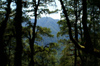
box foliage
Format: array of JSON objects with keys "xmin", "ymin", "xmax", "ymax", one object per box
[
  {"xmin": 1, "ymin": 0, "xmax": 100, "ymax": 66},
  {"xmin": 56, "ymin": 0, "xmax": 100, "ymax": 66}
]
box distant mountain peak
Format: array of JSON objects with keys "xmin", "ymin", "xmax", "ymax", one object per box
[
  {"xmin": 38, "ymin": 17, "xmax": 55, "ymax": 20},
  {"xmin": 31, "ymin": 17, "xmax": 59, "ymax": 21}
]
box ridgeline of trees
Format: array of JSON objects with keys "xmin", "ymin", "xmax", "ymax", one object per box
[{"xmin": 0, "ymin": 0, "xmax": 100, "ymax": 66}]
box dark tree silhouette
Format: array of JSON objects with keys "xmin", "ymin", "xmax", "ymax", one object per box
[
  {"xmin": 59, "ymin": 0, "xmax": 100, "ymax": 58},
  {"xmin": 14, "ymin": 0, "xmax": 23, "ymax": 66},
  {"xmin": 0, "ymin": 0, "xmax": 12, "ymax": 66},
  {"xmin": 28, "ymin": 0, "xmax": 40, "ymax": 66}
]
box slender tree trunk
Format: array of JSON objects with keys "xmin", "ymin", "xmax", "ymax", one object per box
[
  {"xmin": 14, "ymin": 0, "xmax": 23, "ymax": 66},
  {"xmin": 74, "ymin": 46, "xmax": 77, "ymax": 66},
  {"xmin": 0, "ymin": 0, "xmax": 11, "ymax": 66},
  {"xmin": 82, "ymin": 0, "xmax": 93, "ymax": 52},
  {"xmin": 59, "ymin": 0, "xmax": 82, "ymax": 49},
  {"xmin": 29, "ymin": 0, "xmax": 40, "ymax": 66},
  {"xmin": 29, "ymin": 8, "xmax": 38, "ymax": 66}
]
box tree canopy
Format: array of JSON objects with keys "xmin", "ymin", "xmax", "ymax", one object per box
[{"xmin": 0, "ymin": 0, "xmax": 100, "ymax": 66}]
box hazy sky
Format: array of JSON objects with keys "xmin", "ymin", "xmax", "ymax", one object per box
[
  {"xmin": 41, "ymin": 0, "xmax": 61, "ymax": 19},
  {"xmin": 10, "ymin": 0, "xmax": 61, "ymax": 19},
  {"xmin": 27, "ymin": 0, "xmax": 61, "ymax": 19}
]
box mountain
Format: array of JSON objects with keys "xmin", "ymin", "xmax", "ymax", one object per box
[
  {"xmin": 35, "ymin": 17, "xmax": 63, "ymax": 60},
  {"xmin": 22, "ymin": 17, "xmax": 60, "ymax": 45},
  {"xmin": 30, "ymin": 17, "xmax": 60, "ymax": 45},
  {"xmin": 23, "ymin": 17, "xmax": 65, "ymax": 60},
  {"xmin": 22, "ymin": 17, "xmax": 66, "ymax": 46},
  {"xmin": 31, "ymin": 17, "xmax": 60, "ymax": 35}
]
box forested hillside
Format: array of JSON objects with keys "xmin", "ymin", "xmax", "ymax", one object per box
[
  {"xmin": 22, "ymin": 17, "xmax": 61, "ymax": 45},
  {"xmin": 31, "ymin": 17, "xmax": 60, "ymax": 44},
  {"xmin": 1, "ymin": 0, "xmax": 100, "ymax": 66}
]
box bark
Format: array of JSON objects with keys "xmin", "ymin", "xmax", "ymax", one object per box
[
  {"xmin": 0, "ymin": 0, "xmax": 11, "ymax": 66},
  {"xmin": 14, "ymin": 0, "xmax": 23, "ymax": 66}
]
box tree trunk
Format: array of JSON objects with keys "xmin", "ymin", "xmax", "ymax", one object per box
[
  {"xmin": 82, "ymin": 0, "xmax": 93, "ymax": 52},
  {"xmin": 0, "ymin": 0, "xmax": 11, "ymax": 66},
  {"xmin": 14, "ymin": 0, "xmax": 23, "ymax": 66},
  {"xmin": 29, "ymin": 0, "xmax": 40, "ymax": 66}
]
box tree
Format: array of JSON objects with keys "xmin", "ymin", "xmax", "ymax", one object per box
[
  {"xmin": 0, "ymin": 0, "xmax": 12, "ymax": 66},
  {"xmin": 29, "ymin": 0, "xmax": 40, "ymax": 66},
  {"xmin": 14, "ymin": 0, "xmax": 23, "ymax": 66},
  {"xmin": 59, "ymin": 0, "xmax": 100, "ymax": 58},
  {"xmin": 24, "ymin": 0, "xmax": 58, "ymax": 66},
  {"xmin": 58, "ymin": 0, "xmax": 100, "ymax": 65},
  {"xmin": 21, "ymin": 24, "xmax": 58, "ymax": 66},
  {"xmin": 34, "ymin": 43, "xmax": 58, "ymax": 66},
  {"xmin": 57, "ymin": 20, "xmax": 80, "ymax": 66}
]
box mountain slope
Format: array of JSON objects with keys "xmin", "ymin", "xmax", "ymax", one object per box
[
  {"xmin": 23, "ymin": 17, "xmax": 64, "ymax": 61},
  {"xmin": 30, "ymin": 17, "xmax": 60, "ymax": 45},
  {"xmin": 31, "ymin": 17, "xmax": 60, "ymax": 35}
]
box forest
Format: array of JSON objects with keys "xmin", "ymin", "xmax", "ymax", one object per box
[{"xmin": 0, "ymin": 0, "xmax": 100, "ymax": 66}]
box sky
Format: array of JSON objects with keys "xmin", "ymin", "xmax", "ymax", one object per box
[
  {"xmin": 41, "ymin": 0, "xmax": 61, "ymax": 19},
  {"xmin": 27, "ymin": 0, "xmax": 61, "ymax": 19},
  {"xmin": 10, "ymin": 0, "xmax": 61, "ymax": 19}
]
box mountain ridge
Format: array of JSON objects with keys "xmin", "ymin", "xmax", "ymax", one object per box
[
  {"xmin": 30, "ymin": 17, "xmax": 60, "ymax": 35},
  {"xmin": 22, "ymin": 17, "xmax": 60, "ymax": 45}
]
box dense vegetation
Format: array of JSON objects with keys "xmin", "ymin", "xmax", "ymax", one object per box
[{"xmin": 0, "ymin": 0, "xmax": 100, "ymax": 66}]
